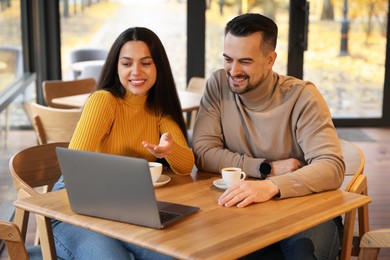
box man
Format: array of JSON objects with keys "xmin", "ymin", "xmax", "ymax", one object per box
[{"xmin": 192, "ymin": 13, "xmax": 345, "ymax": 259}]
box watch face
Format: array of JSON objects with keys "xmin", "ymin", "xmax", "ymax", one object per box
[{"xmin": 260, "ymin": 162, "xmax": 272, "ymax": 175}]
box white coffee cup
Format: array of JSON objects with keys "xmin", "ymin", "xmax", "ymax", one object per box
[
  {"xmin": 221, "ymin": 167, "xmax": 246, "ymax": 187},
  {"xmin": 148, "ymin": 162, "xmax": 163, "ymax": 183}
]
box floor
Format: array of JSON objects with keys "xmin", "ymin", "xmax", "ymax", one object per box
[{"xmin": 1, "ymin": 127, "xmax": 390, "ymax": 259}]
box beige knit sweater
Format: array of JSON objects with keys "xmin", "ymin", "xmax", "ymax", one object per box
[{"xmin": 193, "ymin": 69, "xmax": 345, "ymax": 198}]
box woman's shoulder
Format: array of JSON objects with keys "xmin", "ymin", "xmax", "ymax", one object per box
[
  {"xmin": 85, "ymin": 90, "xmax": 121, "ymax": 110},
  {"xmin": 90, "ymin": 90, "xmax": 116, "ymax": 99}
]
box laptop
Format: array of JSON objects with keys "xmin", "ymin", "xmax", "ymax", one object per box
[{"xmin": 55, "ymin": 147, "xmax": 199, "ymax": 229}]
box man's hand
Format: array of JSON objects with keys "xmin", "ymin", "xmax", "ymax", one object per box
[
  {"xmin": 142, "ymin": 132, "xmax": 173, "ymax": 158},
  {"xmin": 270, "ymin": 158, "xmax": 305, "ymax": 176},
  {"xmin": 218, "ymin": 180, "xmax": 279, "ymax": 208}
]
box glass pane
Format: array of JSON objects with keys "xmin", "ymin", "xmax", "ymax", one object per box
[
  {"xmin": 205, "ymin": 1, "xmax": 290, "ymax": 80},
  {"xmin": 0, "ymin": 0, "xmax": 23, "ymax": 93},
  {"xmin": 60, "ymin": 1, "xmax": 187, "ymax": 89},
  {"xmin": 0, "ymin": 0, "xmax": 29, "ymax": 222},
  {"xmin": 304, "ymin": 0, "xmax": 388, "ymax": 118}
]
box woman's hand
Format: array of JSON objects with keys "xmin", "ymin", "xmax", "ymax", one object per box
[{"xmin": 142, "ymin": 132, "xmax": 173, "ymax": 158}]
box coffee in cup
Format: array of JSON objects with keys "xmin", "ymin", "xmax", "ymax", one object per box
[
  {"xmin": 221, "ymin": 167, "xmax": 246, "ymax": 187},
  {"xmin": 148, "ymin": 162, "xmax": 163, "ymax": 183}
]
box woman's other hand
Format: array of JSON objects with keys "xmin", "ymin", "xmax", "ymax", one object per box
[{"xmin": 142, "ymin": 132, "xmax": 173, "ymax": 158}]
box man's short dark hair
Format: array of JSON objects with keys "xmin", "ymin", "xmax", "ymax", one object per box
[{"xmin": 225, "ymin": 13, "xmax": 278, "ymax": 52}]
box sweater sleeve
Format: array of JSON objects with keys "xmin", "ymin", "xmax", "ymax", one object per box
[
  {"xmin": 69, "ymin": 91, "xmax": 116, "ymax": 151},
  {"xmin": 159, "ymin": 115, "xmax": 194, "ymax": 175},
  {"xmin": 192, "ymin": 72, "xmax": 254, "ymax": 174},
  {"xmin": 269, "ymin": 84, "xmax": 345, "ymax": 198}
]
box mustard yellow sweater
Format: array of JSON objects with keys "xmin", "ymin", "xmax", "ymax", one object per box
[{"xmin": 69, "ymin": 90, "xmax": 194, "ymax": 175}]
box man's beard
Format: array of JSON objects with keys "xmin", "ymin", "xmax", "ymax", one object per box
[{"xmin": 227, "ymin": 72, "xmax": 258, "ymax": 94}]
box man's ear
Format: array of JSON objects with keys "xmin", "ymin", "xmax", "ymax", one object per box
[{"xmin": 267, "ymin": 51, "xmax": 277, "ymax": 67}]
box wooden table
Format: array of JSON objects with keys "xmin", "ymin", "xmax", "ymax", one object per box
[
  {"xmin": 51, "ymin": 90, "xmax": 203, "ymax": 113},
  {"xmin": 14, "ymin": 171, "xmax": 371, "ymax": 260}
]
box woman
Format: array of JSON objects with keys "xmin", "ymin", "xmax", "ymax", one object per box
[{"xmin": 52, "ymin": 27, "xmax": 194, "ymax": 259}]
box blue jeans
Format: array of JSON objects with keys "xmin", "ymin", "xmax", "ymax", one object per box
[
  {"xmin": 51, "ymin": 176, "xmax": 174, "ymax": 260},
  {"xmin": 243, "ymin": 216, "xmax": 343, "ymax": 260}
]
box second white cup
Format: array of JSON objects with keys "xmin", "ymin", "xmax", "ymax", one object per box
[
  {"xmin": 221, "ymin": 167, "xmax": 246, "ymax": 187},
  {"xmin": 148, "ymin": 162, "xmax": 162, "ymax": 183}
]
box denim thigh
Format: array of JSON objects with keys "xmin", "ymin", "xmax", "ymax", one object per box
[
  {"xmin": 52, "ymin": 220, "xmax": 135, "ymax": 260},
  {"xmin": 279, "ymin": 217, "xmax": 342, "ymax": 260},
  {"xmin": 243, "ymin": 217, "xmax": 342, "ymax": 260},
  {"xmin": 122, "ymin": 242, "xmax": 175, "ymax": 260}
]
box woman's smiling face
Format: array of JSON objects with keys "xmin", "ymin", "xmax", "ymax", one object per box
[{"xmin": 117, "ymin": 40, "xmax": 157, "ymax": 96}]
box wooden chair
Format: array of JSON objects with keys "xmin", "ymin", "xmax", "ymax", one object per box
[
  {"xmin": 9, "ymin": 142, "xmax": 69, "ymax": 258},
  {"xmin": 42, "ymin": 78, "xmax": 96, "ymax": 109},
  {"xmin": 0, "ymin": 220, "xmax": 42, "ymax": 260},
  {"xmin": 186, "ymin": 77, "xmax": 206, "ymax": 93},
  {"xmin": 29, "ymin": 103, "xmax": 81, "ymax": 145},
  {"xmin": 185, "ymin": 77, "xmax": 206, "ymax": 129},
  {"xmin": 339, "ymin": 139, "xmax": 370, "ymax": 260},
  {"xmin": 358, "ymin": 228, "xmax": 390, "ymax": 259}
]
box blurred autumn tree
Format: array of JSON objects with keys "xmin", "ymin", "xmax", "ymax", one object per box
[
  {"xmin": 349, "ymin": 0, "xmax": 388, "ymax": 42},
  {"xmin": 62, "ymin": 0, "xmax": 101, "ymax": 17},
  {"xmin": 321, "ymin": 0, "xmax": 335, "ymax": 20},
  {"xmin": 323, "ymin": 0, "xmax": 388, "ymax": 43}
]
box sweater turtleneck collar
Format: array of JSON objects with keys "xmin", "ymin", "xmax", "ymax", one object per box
[
  {"xmin": 123, "ymin": 91, "xmax": 148, "ymax": 106},
  {"xmin": 236, "ymin": 70, "xmax": 278, "ymax": 109}
]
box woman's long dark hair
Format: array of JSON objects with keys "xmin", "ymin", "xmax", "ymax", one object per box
[{"xmin": 97, "ymin": 27, "xmax": 188, "ymax": 140}]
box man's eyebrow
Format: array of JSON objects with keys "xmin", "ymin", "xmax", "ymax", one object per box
[{"xmin": 223, "ymin": 54, "xmax": 253, "ymax": 62}]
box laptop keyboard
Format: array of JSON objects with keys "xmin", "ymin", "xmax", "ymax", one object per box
[{"xmin": 159, "ymin": 211, "xmax": 181, "ymax": 223}]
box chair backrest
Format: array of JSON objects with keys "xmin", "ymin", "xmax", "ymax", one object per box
[
  {"xmin": 79, "ymin": 63, "xmax": 103, "ymax": 83},
  {"xmin": 186, "ymin": 77, "xmax": 206, "ymax": 93},
  {"xmin": 42, "ymin": 78, "xmax": 96, "ymax": 109},
  {"xmin": 9, "ymin": 142, "xmax": 68, "ymax": 255},
  {"xmin": 69, "ymin": 48, "xmax": 108, "ymax": 64},
  {"xmin": 358, "ymin": 228, "xmax": 390, "ymax": 260},
  {"xmin": 0, "ymin": 220, "xmax": 32, "ymax": 260},
  {"xmin": 9, "ymin": 142, "xmax": 69, "ymax": 194},
  {"xmin": 30, "ymin": 103, "xmax": 81, "ymax": 145},
  {"xmin": 339, "ymin": 139, "xmax": 370, "ymax": 259},
  {"xmin": 340, "ymin": 139, "xmax": 365, "ymax": 191},
  {"xmin": 184, "ymin": 77, "xmax": 206, "ymax": 130}
]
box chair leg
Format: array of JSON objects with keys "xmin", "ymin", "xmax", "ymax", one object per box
[
  {"xmin": 358, "ymin": 248, "xmax": 380, "ymax": 260},
  {"xmin": 13, "ymin": 207, "xmax": 29, "ymax": 242},
  {"xmin": 340, "ymin": 209, "xmax": 357, "ymax": 260},
  {"xmin": 36, "ymin": 214, "xmax": 57, "ymax": 260}
]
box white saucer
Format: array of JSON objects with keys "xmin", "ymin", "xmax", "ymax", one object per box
[
  {"xmin": 153, "ymin": 175, "xmax": 171, "ymax": 188},
  {"xmin": 213, "ymin": 179, "xmax": 228, "ymax": 190}
]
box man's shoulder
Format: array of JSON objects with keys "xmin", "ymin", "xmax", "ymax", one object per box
[
  {"xmin": 277, "ymin": 73, "xmax": 317, "ymax": 92},
  {"xmin": 209, "ymin": 69, "xmax": 228, "ymax": 83},
  {"xmin": 206, "ymin": 69, "xmax": 230, "ymax": 94}
]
